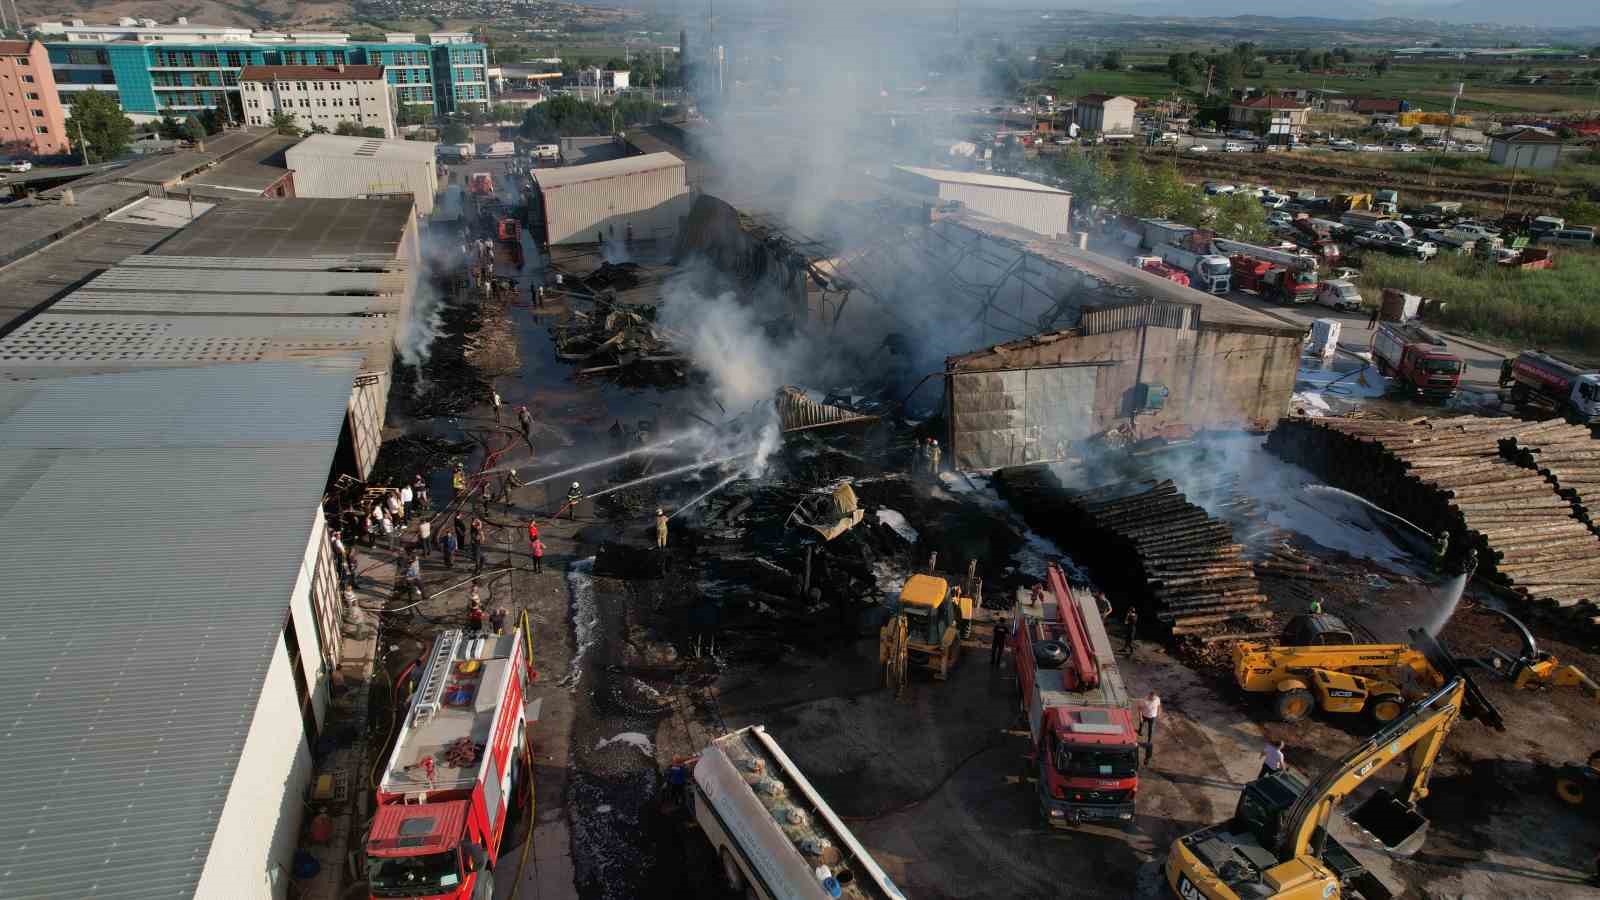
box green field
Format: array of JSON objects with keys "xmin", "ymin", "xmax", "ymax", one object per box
[{"xmin": 1359, "ymin": 247, "xmax": 1600, "ymax": 355}]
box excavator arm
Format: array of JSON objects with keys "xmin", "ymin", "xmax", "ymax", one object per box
[{"xmin": 1280, "ymin": 679, "xmax": 1469, "ymax": 862}]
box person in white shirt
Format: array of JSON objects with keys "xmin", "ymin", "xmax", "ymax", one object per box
[
  {"xmin": 399, "ymin": 483, "xmax": 414, "ymax": 521},
  {"xmin": 1138, "ymin": 690, "xmax": 1161, "ymax": 762},
  {"xmin": 418, "ymin": 518, "xmax": 433, "ymax": 557},
  {"xmin": 1260, "ymin": 739, "xmax": 1286, "ymax": 779}
]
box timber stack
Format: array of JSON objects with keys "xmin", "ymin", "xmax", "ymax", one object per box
[
  {"xmin": 1499, "ymin": 423, "xmax": 1600, "ymax": 536},
  {"xmin": 1267, "ymin": 416, "xmax": 1600, "ymax": 622},
  {"xmin": 996, "ymin": 467, "xmax": 1267, "ymax": 634}
]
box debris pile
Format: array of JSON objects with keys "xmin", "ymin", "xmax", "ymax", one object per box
[
  {"xmin": 1268, "ymin": 416, "xmax": 1600, "ymax": 617},
  {"xmin": 555, "ymin": 301, "xmax": 686, "ymax": 379},
  {"xmin": 775, "ymin": 387, "xmax": 881, "ymax": 434},
  {"xmin": 996, "ymin": 468, "xmax": 1267, "ymax": 634}
]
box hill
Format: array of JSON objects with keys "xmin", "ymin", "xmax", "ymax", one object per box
[{"xmin": 15, "ymin": 0, "xmax": 356, "ymax": 30}]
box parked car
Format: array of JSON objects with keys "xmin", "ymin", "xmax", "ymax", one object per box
[
  {"xmin": 1359, "ymin": 144, "xmax": 1384, "ymax": 152},
  {"xmin": 1402, "ymin": 239, "xmax": 1439, "ymax": 260},
  {"xmin": 1316, "ymin": 279, "xmax": 1364, "ymax": 312},
  {"xmin": 1267, "ymin": 210, "xmax": 1295, "ymax": 228},
  {"xmin": 3, "ymin": 160, "xmax": 32, "ymax": 173},
  {"xmin": 1543, "ymin": 226, "xmax": 1597, "ymax": 246},
  {"xmin": 1223, "ymin": 141, "xmax": 1249, "ymax": 153},
  {"xmin": 1451, "ymin": 222, "xmax": 1499, "ymax": 240},
  {"xmin": 1329, "ymin": 139, "xmax": 1357, "ymax": 152},
  {"xmin": 1157, "ymin": 132, "xmax": 1180, "ymax": 144},
  {"xmin": 1395, "ymin": 143, "xmax": 1419, "ymax": 153},
  {"xmin": 1186, "ymin": 144, "xmax": 1209, "ymax": 153},
  {"xmin": 1203, "ymin": 181, "xmax": 1235, "ymax": 195},
  {"xmin": 1260, "ymin": 192, "xmax": 1290, "ymax": 209},
  {"xmin": 1461, "ymin": 144, "xmax": 1484, "ymax": 152}
]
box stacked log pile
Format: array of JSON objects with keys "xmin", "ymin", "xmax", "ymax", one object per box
[
  {"xmin": 995, "ymin": 468, "xmax": 1267, "ymax": 634},
  {"xmin": 1499, "ymin": 423, "xmax": 1600, "ymax": 536},
  {"xmin": 1267, "ymin": 416, "xmax": 1600, "ymax": 621}
]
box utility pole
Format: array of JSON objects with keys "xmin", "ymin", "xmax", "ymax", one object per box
[
  {"xmin": 1504, "ymin": 145, "xmax": 1525, "ymax": 213},
  {"xmin": 76, "ymin": 116, "xmax": 90, "ymax": 164}
]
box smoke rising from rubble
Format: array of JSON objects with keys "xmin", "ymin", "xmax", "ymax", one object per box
[{"xmin": 400, "ymin": 232, "xmax": 460, "ymax": 367}]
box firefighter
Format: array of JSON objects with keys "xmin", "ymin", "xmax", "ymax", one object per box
[
  {"xmin": 451, "ymin": 463, "xmax": 467, "ymax": 494},
  {"xmin": 1122, "ymin": 606, "xmax": 1139, "ymax": 654},
  {"xmin": 655, "ymin": 508, "xmax": 668, "ymax": 549},
  {"xmin": 1433, "ymin": 530, "xmax": 1451, "ymax": 572},
  {"xmin": 567, "ymin": 481, "xmax": 583, "ymax": 519},
  {"xmin": 928, "ymin": 439, "xmax": 942, "ymax": 476},
  {"xmin": 990, "ymin": 613, "xmax": 1009, "ymax": 668},
  {"xmin": 1308, "ymin": 596, "xmax": 1324, "ymax": 615},
  {"xmin": 517, "ymin": 405, "xmax": 534, "ymax": 444}
]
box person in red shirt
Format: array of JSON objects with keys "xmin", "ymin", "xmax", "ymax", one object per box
[{"xmin": 532, "ymin": 537, "xmax": 545, "ymax": 574}]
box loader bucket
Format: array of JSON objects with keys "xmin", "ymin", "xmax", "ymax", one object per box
[{"xmin": 1349, "ymin": 788, "xmax": 1429, "ymax": 856}]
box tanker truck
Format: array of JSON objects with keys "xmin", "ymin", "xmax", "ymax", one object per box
[
  {"xmin": 1499, "ymin": 350, "xmax": 1600, "ymax": 424},
  {"xmin": 1155, "ymin": 243, "xmax": 1232, "ymax": 293}
]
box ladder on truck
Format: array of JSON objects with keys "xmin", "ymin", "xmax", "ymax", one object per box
[
  {"xmin": 411, "ymin": 631, "xmax": 463, "ymax": 727},
  {"xmin": 1212, "ymin": 238, "xmax": 1318, "ymax": 272}
]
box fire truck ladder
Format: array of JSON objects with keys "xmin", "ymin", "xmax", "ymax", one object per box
[
  {"xmin": 412, "ymin": 631, "xmax": 463, "ymax": 727},
  {"xmin": 1046, "ymin": 562, "xmax": 1099, "ymax": 691}
]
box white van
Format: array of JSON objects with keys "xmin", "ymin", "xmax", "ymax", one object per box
[
  {"xmin": 1223, "ymin": 141, "xmax": 1248, "ymax": 153},
  {"xmin": 1544, "ymin": 226, "xmax": 1596, "ymax": 246}
]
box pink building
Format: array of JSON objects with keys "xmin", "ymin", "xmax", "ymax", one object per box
[{"xmin": 0, "ymin": 40, "xmax": 70, "ymax": 157}]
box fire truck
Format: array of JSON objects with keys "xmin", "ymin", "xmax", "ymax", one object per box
[
  {"xmin": 495, "ymin": 217, "xmax": 525, "ymax": 268},
  {"xmin": 1009, "ymin": 562, "xmax": 1140, "ymax": 827},
  {"xmin": 467, "ymin": 172, "xmax": 495, "ymax": 197},
  {"xmin": 1212, "ymin": 238, "xmax": 1318, "ymax": 304},
  {"xmin": 1373, "ymin": 322, "xmax": 1463, "ymax": 401},
  {"xmin": 1131, "ymin": 255, "xmax": 1192, "ymax": 288},
  {"xmin": 366, "ymin": 628, "xmax": 533, "ymax": 899},
  {"xmin": 1500, "ymin": 350, "xmax": 1600, "ymax": 424}
]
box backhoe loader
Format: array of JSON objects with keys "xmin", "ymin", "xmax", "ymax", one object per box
[{"xmin": 1168, "ymin": 644, "xmax": 1504, "ymax": 900}]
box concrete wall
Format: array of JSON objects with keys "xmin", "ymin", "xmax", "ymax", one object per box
[
  {"xmin": 933, "ymin": 182, "xmax": 1070, "ymax": 238},
  {"xmin": 539, "ymin": 163, "xmax": 689, "ymax": 245},
  {"xmin": 945, "ymin": 321, "xmax": 1300, "ymax": 468},
  {"xmin": 285, "ymin": 146, "xmax": 437, "ymax": 214},
  {"xmin": 1489, "ymin": 139, "xmax": 1560, "ymax": 170}
]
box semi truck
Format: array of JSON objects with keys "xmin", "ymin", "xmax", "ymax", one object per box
[
  {"xmin": 690, "ymin": 725, "xmax": 905, "ymax": 899},
  {"xmin": 367, "ymin": 628, "xmax": 533, "ymax": 900},
  {"xmin": 1010, "ymin": 562, "xmax": 1140, "ymax": 827},
  {"xmin": 1373, "ymin": 322, "xmax": 1464, "ymax": 401},
  {"xmin": 1229, "ymin": 256, "xmax": 1317, "ymax": 303},
  {"xmin": 1138, "ymin": 218, "xmax": 1196, "ymax": 250},
  {"xmin": 1155, "ymin": 243, "xmax": 1232, "ymax": 293},
  {"xmin": 1499, "ymin": 350, "xmax": 1600, "ymax": 424}
]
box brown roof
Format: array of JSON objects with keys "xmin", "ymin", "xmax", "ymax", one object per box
[
  {"xmin": 1235, "ymin": 95, "xmax": 1309, "ymax": 110},
  {"xmin": 1352, "ymin": 97, "xmax": 1404, "ymax": 113},
  {"xmin": 0, "ymin": 40, "xmax": 35, "ymax": 55},
  {"xmin": 238, "ymin": 64, "xmax": 385, "ymax": 82},
  {"xmin": 1490, "ymin": 128, "xmax": 1562, "ymax": 144}
]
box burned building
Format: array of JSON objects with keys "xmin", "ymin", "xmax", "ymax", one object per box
[{"xmin": 678, "ymin": 192, "xmax": 1302, "ymax": 469}]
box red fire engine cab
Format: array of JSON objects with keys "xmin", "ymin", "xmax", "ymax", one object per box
[
  {"xmin": 366, "ymin": 628, "xmax": 533, "ymax": 899},
  {"xmin": 1010, "ymin": 562, "xmax": 1141, "ymax": 827}
]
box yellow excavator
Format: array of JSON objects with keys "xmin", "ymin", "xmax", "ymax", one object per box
[{"xmin": 1168, "ymin": 645, "xmax": 1504, "ymax": 900}]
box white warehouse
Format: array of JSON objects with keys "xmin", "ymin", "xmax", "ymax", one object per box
[
  {"xmin": 892, "ymin": 165, "xmax": 1073, "ymax": 238},
  {"xmin": 286, "ymin": 133, "xmax": 440, "ymax": 215},
  {"xmin": 531, "ymin": 151, "xmax": 690, "ymax": 245}
]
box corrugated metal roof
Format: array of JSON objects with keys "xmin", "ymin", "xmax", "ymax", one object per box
[
  {"xmin": 0, "ymin": 312, "xmax": 392, "ymax": 372},
  {"xmin": 82, "ymin": 267, "xmax": 399, "ymax": 296},
  {"xmin": 287, "ymin": 132, "xmax": 439, "ymax": 164},
  {"xmin": 117, "ymin": 254, "xmax": 405, "ymax": 273},
  {"xmin": 894, "ymin": 165, "xmax": 1070, "ymax": 195},
  {"xmin": 0, "ymin": 358, "xmax": 360, "ymax": 900},
  {"xmin": 153, "ymin": 198, "xmax": 414, "ymax": 259},
  {"xmin": 0, "ymin": 218, "xmax": 176, "ymax": 339},
  {"xmin": 54, "ymin": 290, "xmax": 398, "ymax": 318},
  {"xmin": 533, "ymin": 152, "xmax": 685, "ymax": 189}
]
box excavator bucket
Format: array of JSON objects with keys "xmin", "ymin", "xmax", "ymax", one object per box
[
  {"xmin": 1350, "ymin": 789, "xmax": 1429, "ymax": 856},
  {"xmin": 1408, "ymin": 628, "xmax": 1505, "ymax": 731}
]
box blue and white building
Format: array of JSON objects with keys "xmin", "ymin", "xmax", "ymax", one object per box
[{"xmin": 39, "ymin": 18, "xmax": 488, "ymax": 119}]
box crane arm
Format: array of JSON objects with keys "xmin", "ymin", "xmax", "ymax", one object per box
[{"xmin": 1278, "ymin": 679, "xmax": 1466, "ymax": 860}]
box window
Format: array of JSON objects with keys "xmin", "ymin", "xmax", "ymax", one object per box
[
  {"xmin": 20, "ymin": 74, "xmax": 32, "ymax": 84},
  {"xmin": 295, "ymin": 81, "xmax": 307, "ymax": 91},
  {"xmin": 282, "ymin": 612, "xmax": 321, "ymax": 746},
  {"xmin": 13, "ymin": 57, "xmax": 28, "ymax": 66},
  {"xmin": 30, "ymin": 109, "xmax": 42, "ymax": 117},
  {"xmin": 34, "ymin": 125, "xmax": 47, "ymax": 134},
  {"xmin": 25, "ymin": 92, "xmax": 37, "ymax": 100}
]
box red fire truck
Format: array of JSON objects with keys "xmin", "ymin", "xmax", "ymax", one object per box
[
  {"xmin": 468, "ymin": 172, "xmax": 495, "ymax": 197},
  {"xmin": 1131, "ymin": 255, "xmax": 1192, "ymax": 288},
  {"xmin": 1009, "ymin": 562, "xmax": 1140, "ymax": 827},
  {"xmin": 1372, "ymin": 322, "xmax": 1463, "ymax": 401},
  {"xmin": 1213, "ymin": 238, "xmax": 1319, "ymax": 304},
  {"xmin": 366, "ymin": 628, "xmax": 533, "ymax": 899}
]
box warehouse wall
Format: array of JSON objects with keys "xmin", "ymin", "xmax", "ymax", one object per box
[
  {"xmin": 194, "ymin": 515, "xmax": 327, "ymax": 899},
  {"xmin": 285, "ymin": 152, "xmax": 438, "ymax": 215},
  {"xmin": 540, "ymin": 165, "xmax": 690, "ymax": 245},
  {"xmin": 933, "ymin": 183, "xmax": 1071, "ymax": 238},
  {"xmin": 945, "ymin": 322, "xmax": 1299, "ymax": 468}
]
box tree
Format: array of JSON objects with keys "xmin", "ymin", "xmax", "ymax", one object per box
[
  {"xmin": 270, "ymin": 111, "xmax": 301, "ymax": 136},
  {"xmin": 1374, "ymin": 56, "xmax": 1392, "ymax": 76},
  {"xmin": 1408, "ymin": 126, "xmax": 1425, "ymax": 142},
  {"xmin": 1208, "ymin": 192, "xmax": 1272, "ymax": 242},
  {"xmin": 1560, "ymin": 197, "xmax": 1600, "ymax": 223},
  {"xmin": 182, "ymin": 116, "xmax": 206, "ymax": 143},
  {"xmin": 333, "ymin": 120, "xmax": 364, "ymax": 136},
  {"xmin": 361, "ymin": 126, "xmax": 386, "ymax": 138},
  {"xmin": 66, "ymin": 90, "xmax": 134, "ymax": 161},
  {"xmin": 197, "ymin": 106, "xmax": 224, "ymax": 135},
  {"xmin": 441, "ymin": 121, "xmax": 471, "ymax": 144},
  {"xmin": 397, "ymin": 104, "xmax": 431, "ymax": 127},
  {"xmin": 1101, "ymin": 49, "xmax": 1123, "ymax": 71},
  {"xmin": 310, "ymin": 123, "xmax": 329, "ymax": 134},
  {"xmin": 156, "ymin": 112, "xmax": 185, "ymax": 140},
  {"xmin": 604, "ymin": 57, "xmax": 629, "ymax": 72}
]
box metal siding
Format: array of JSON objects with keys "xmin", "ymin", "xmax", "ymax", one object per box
[
  {"xmin": 193, "ymin": 636, "xmax": 315, "ymax": 900},
  {"xmin": 542, "ymin": 165, "xmax": 690, "ymax": 245},
  {"xmin": 285, "ymin": 153, "xmax": 436, "ymax": 215},
  {"xmin": 0, "ymin": 361, "xmax": 355, "ymax": 899},
  {"xmin": 937, "ymin": 183, "xmax": 1070, "ymax": 237},
  {"xmin": 949, "ymin": 366, "xmax": 1099, "ymax": 469}
]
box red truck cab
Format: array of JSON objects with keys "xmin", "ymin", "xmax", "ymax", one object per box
[
  {"xmin": 1229, "ymin": 255, "xmax": 1315, "ymax": 303},
  {"xmin": 1010, "ymin": 563, "xmax": 1140, "ymax": 826},
  {"xmin": 1372, "ymin": 322, "xmax": 1462, "ymax": 401},
  {"xmin": 468, "ymin": 172, "xmax": 495, "ymax": 196},
  {"xmin": 367, "ymin": 629, "xmax": 533, "ymax": 899},
  {"xmin": 1132, "ymin": 255, "xmax": 1192, "ymax": 288}
]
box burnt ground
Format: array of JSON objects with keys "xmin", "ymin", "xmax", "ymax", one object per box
[{"xmin": 360, "ymin": 159, "xmax": 1599, "ymax": 900}]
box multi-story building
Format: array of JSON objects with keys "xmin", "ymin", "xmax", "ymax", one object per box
[
  {"xmin": 240, "ymin": 64, "xmax": 396, "ymax": 137},
  {"xmin": 0, "ymin": 40, "xmax": 70, "ymax": 157},
  {"xmin": 41, "ymin": 19, "xmax": 487, "ymax": 120}
]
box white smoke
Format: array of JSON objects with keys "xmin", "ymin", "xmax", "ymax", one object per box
[{"xmin": 400, "ymin": 229, "xmax": 468, "ymax": 366}]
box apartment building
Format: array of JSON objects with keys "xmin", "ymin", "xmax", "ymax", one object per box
[
  {"xmin": 0, "ymin": 40, "xmax": 70, "ymax": 156},
  {"xmin": 41, "ymin": 19, "xmax": 487, "ymax": 119},
  {"xmin": 240, "ymin": 64, "xmax": 396, "ymax": 137}
]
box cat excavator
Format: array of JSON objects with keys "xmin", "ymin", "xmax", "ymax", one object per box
[
  {"xmin": 1168, "ymin": 633, "xmax": 1504, "ymax": 900},
  {"xmin": 879, "ymin": 555, "xmax": 981, "ymax": 692}
]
